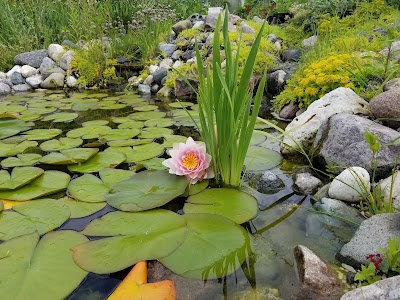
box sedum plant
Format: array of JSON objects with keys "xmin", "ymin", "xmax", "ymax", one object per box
[{"xmin": 184, "ymin": 9, "xmax": 267, "ymax": 187}]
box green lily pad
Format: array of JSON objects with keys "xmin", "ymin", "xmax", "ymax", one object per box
[
  {"xmin": 1, "ymin": 154, "xmax": 42, "ymax": 168},
  {"xmin": 0, "ymin": 117, "xmax": 33, "ymax": 139},
  {"xmin": 183, "ymin": 188, "xmax": 258, "ymax": 224},
  {"xmin": 67, "ymin": 126, "xmax": 112, "ymax": 139},
  {"xmin": 59, "ymin": 197, "xmax": 107, "ymax": 218},
  {"xmin": 68, "ymin": 151, "xmax": 126, "ymax": 173},
  {"xmin": 106, "ymin": 170, "xmax": 188, "ymax": 211},
  {"xmin": 107, "ymin": 138, "xmax": 153, "ymax": 147},
  {"xmin": 0, "ymin": 199, "xmax": 70, "ymax": 240},
  {"xmin": 182, "ymin": 180, "xmax": 209, "ymax": 197},
  {"xmin": 88, "ymin": 93, "xmax": 108, "ymax": 98},
  {"xmin": 0, "ymin": 201, "xmax": 3, "ymax": 211},
  {"xmin": 39, "ymin": 137, "xmax": 83, "ymax": 151},
  {"xmin": 40, "ymin": 148, "xmax": 99, "ymax": 165},
  {"xmin": 111, "ymin": 117, "xmax": 133, "ymax": 124},
  {"xmin": 19, "ymin": 115, "xmax": 42, "ymax": 121},
  {"xmin": 72, "ymin": 210, "xmax": 187, "ymax": 274},
  {"xmin": 250, "ymin": 131, "xmax": 266, "ymax": 145},
  {"xmin": 82, "ymin": 120, "xmax": 109, "ymax": 127},
  {"xmin": 106, "ymin": 142, "xmax": 164, "ymax": 163},
  {"xmin": 99, "ymin": 103, "xmax": 126, "ymax": 110},
  {"xmin": 160, "ymin": 214, "xmax": 250, "ymax": 279},
  {"xmin": 139, "ymin": 127, "xmax": 174, "ymax": 139},
  {"xmin": 129, "ymin": 111, "xmax": 166, "ymax": 121},
  {"xmin": 42, "ymin": 112, "xmax": 79, "ymax": 122},
  {"xmin": 71, "ymin": 102, "xmax": 100, "ymax": 111},
  {"xmin": 117, "ymin": 121, "xmax": 144, "ymax": 129},
  {"xmin": 134, "ymin": 104, "xmax": 158, "ymax": 111},
  {"xmin": 68, "ymin": 169, "xmax": 135, "ymax": 203},
  {"xmin": 163, "ymin": 135, "xmax": 188, "ymax": 148},
  {"xmin": 0, "ymin": 167, "xmax": 44, "ymax": 190},
  {"xmin": 0, "ymin": 140, "xmax": 38, "ymax": 157},
  {"xmin": 0, "ymin": 170, "xmax": 70, "ymax": 201},
  {"xmin": 244, "ymin": 146, "xmax": 282, "ymax": 171},
  {"xmin": 0, "ymin": 231, "xmax": 88, "ymax": 300},
  {"xmin": 1, "ymin": 135, "xmax": 28, "ymax": 144},
  {"xmin": 168, "ymin": 101, "xmax": 193, "ymax": 108},
  {"xmin": 21, "ymin": 107, "xmax": 56, "ymax": 116},
  {"xmin": 23, "ymin": 129, "xmax": 62, "ymax": 141},
  {"xmin": 144, "ymin": 118, "xmax": 176, "ymax": 128},
  {"xmin": 101, "ymin": 129, "xmax": 141, "ymax": 141},
  {"xmin": 134, "ymin": 158, "xmax": 167, "ymax": 171},
  {"xmin": 0, "ymin": 105, "xmax": 26, "ymax": 114},
  {"xmin": 68, "ymin": 174, "xmax": 110, "ymax": 203}
]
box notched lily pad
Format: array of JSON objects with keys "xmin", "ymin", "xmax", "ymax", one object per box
[
  {"xmin": 59, "ymin": 197, "xmax": 107, "ymax": 218},
  {"xmin": 67, "ymin": 126, "xmax": 112, "ymax": 139},
  {"xmin": 0, "ymin": 231, "xmax": 88, "ymax": 300},
  {"xmin": 244, "ymin": 146, "xmax": 282, "ymax": 171},
  {"xmin": 1, "ymin": 154, "xmax": 42, "ymax": 168},
  {"xmin": 0, "ymin": 140, "xmax": 38, "ymax": 157},
  {"xmin": 106, "ymin": 170, "xmax": 188, "ymax": 211},
  {"xmin": 39, "ymin": 137, "xmax": 83, "ymax": 151},
  {"xmin": 0, "ymin": 167, "xmax": 44, "ymax": 190},
  {"xmin": 68, "ymin": 151, "xmax": 126, "ymax": 173},
  {"xmin": 23, "ymin": 129, "xmax": 62, "ymax": 141},
  {"xmin": 106, "ymin": 142, "xmax": 164, "ymax": 163},
  {"xmin": 0, "ymin": 117, "xmax": 33, "ymax": 139},
  {"xmin": 40, "ymin": 148, "xmax": 99, "ymax": 165},
  {"xmin": 0, "ymin": 170, "xmax": 70, "ymax": 201},
  {"xmin": 183, "ymin": 188, "xmax": 258, "ymax": 224},
  {"xmin": 42, "ymin": 112, "xmax": 79, "ymax": 122}
]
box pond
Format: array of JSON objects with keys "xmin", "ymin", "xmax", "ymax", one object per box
[{"xmin": 0, "ymin": 90, "xmax": 351, "ymax": 300}]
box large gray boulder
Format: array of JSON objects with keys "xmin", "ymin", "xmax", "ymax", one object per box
[
  {"xmin": 10, "ymin": 71, "xmax": 25, "ymax": 85},
  {"xmin": 338, "ymin": 213, "xmax": 400, "ymax": 268},
  {"xmin": 21, "ymin": 65, "xmax": 39, "ymax": 78},
  {"xmin": 39, "ymin": 57, "xmax": 56, "ymax": 75},
  {"xmin": 341, "ymin": 275, "xmax": 400, "ymax": 300},
  {"xmin": 41, "ymin": 67, "xmax": 66, "ymax": 80},
  {"xmin": 172, "ymin": 19, "xmax": 192, "ymax": 35},
  {"xmin": 14, "ymin": 49, "xmax": 48, "ymax": 68},
  {"xmin": 281, "ymin": 88, "xmax": 370, "ymax": 157},
  {"xmin": 370, "ymin": 89, "xmax": 400, "ymax": 129},
  {"xmin": 26, "ymin": 75, "xmax": 43, "ymax": 88},
  {"xmin": 294, "ymin": 245, "xmax": 342, "ymax": 297},
  {"xmin": 40, "ymin": 73, "xmax": 65, "ymax": 89},
  {"xmin": 311, "ymin": 114, "xmax": 400, "ymax": 178},
  {"xmin": 0, "ymin": 82, "xmax": 11, "ymax": 95}
]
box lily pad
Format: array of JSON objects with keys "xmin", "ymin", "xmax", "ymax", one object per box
[
  {"xmin": 1, "ymin": 154, "xmax": 42, "ymax": 168},
  {"xmin": 0, "ymin": 167, "xmax": 44, "ymax": 190},
  {"xmin": 68, "ymin": 151, "xmax": 126, "ymax": 173},
  {"xmin": 134, "ymin": 158, "xmax": 167, "ymax": 171},
  {"xmin": 107, "ymin": 138, "xmax": 153, "ymax": 147},
  {"xmin": 42, "ymin": 112, "xmax": 79, "ymax": 122},
  {"xmin": 23, "ymin": 129, "xmax": 62, "ymax": 141},
  {"xmin": 59, "ymin": 197, "xmax": 107, "ymax": 218},
  {"xmin": 129, "ymin": 111, "xmax": 166, "ymax": 121},
  {"xmin": 99, "ymin": 103, "xmax": 126, "ymax": 110},
  {"xmin": 0, "ymin": 117, "xmax": 33, "ymax": 139},
  {"xmin": 1, "ymin": 135, "xmax": 28, "ymax": 144},
  {"xmin": 71, "ymin": 102, "xmax": 100, "ymax": 111},
  {"xmin": 0, "ymin": 199, "xmax": 70, "ymax": 240},
  {"xmin": 39, "ymin": 137, "xmax": 83, "ymax": 151},
  {"xmin": 139, "ymin": 127, "xmax": 174, "ymax": 139},
  {"xmin": 183, "ymin": 188, "xmax": 258, "ymax": 224},
  {"xmin": 82, "ymin": 120, "xmax": 109, "ymax": 127},
  {"xmin": 72, "ymin": 210, "xmax": 187, "ymax": 274},
  {"xmin": 0, "ymin": 140, "xmax": 38, "ymax": 157},
  {"xmin": 21, "ymin": 107, "xmax": 56, "ymax": 116},
  {"xmin": 250, "ymin": 131, "xmax": 266, "ymax": 145},
  {"xmin": 244, "ymin": 146, "xmax": 282, "ymax": 171},
  {"xmin": 101, "ymin": 129, "xmax": 141, "ymax": 141},
  {"xmin": 106, "ymin": 142, "xmax": 164, "ymax": 163},
  {"xmin": 134, "ymin": 104, "xmax": 158, "ymax": 111},
  {"xmin": 40, "ymin": 148, "xmax": 99, "ymax": 165},
  {"xmin": 111, "ymin": 117, "xmax": 134, "ymax": 124},
  {"xmin": 67, "ymin": 126, "xmax": 112, "ymax": 139},
  {"xmin": 0, "ymin": 201, "xmax": 3, "ymax": 211},
  {"xmin": 0, "ymin": 170, "xmax": 70, "ymax": 201},
  {"xmin": 106, "ymin": 170, "xmax": 188, "ymax": 211},
  {"xmin": 159, "ymin": 214, "xmax": 249, "ymax": 279},
  {"xmin": 163, "ymin": 135, "xmax": 188, "ymax": 148},
  {"xmin": 0, "ymin": 231, "xmax": 88, "ymax": 300},
  {"xmin": 144, "ymin": 118, "xmax": 176, "ymax": 128},
  {"xmin": 117, "ymin": 121, "xmax": 144, "ymax": 129}
]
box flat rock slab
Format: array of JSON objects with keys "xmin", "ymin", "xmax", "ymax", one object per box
[
  {"xmin": 340, "ymin": 275, "xmax": 400, "ymax": 300},
  {"xmin": 338, "ymin": 213, "xmax": 400, "ymax": 268}
]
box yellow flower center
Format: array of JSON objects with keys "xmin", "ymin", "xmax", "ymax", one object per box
[{"xmin": 182, "ymin": 153, "xmax": 198, "ymax": 170}]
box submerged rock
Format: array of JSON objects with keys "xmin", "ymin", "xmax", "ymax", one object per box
[
  {"xmin": 338, "ymin": 213, "xmax": 400, "ymax": 268},
  {"xmin": 294, "ymin": 245, "xmax": 342, "ymax": 297},
  {"xmin": 248, "ymin": 171, "xmax": 285, "ymax": 194},
  {"xmin": 294, "ymin": 172, "xmax": 322, "ymax": 195}
]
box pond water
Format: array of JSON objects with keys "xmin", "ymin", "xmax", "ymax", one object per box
[{"xmin": 0, "ymin": 90, "xmax": 352, "ymax": 300}]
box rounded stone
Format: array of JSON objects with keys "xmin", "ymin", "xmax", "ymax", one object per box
[{"xmin": 328, "ymin": 167, "xmax": 370, "ymax": 202}]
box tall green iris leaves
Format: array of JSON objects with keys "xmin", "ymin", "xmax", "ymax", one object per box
[{"xmin": 189, "ymin": 10, "xmax": 267, "ymax": 187}]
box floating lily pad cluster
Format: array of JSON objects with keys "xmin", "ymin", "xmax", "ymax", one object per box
[{"xmin": 0, "ymin": 91, "xmax": 282, "ymax": 299}]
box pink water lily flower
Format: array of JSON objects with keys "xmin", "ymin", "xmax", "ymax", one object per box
[{"xmin": 162, "ymin": 137, "xmax": 214, "ymax": 184}]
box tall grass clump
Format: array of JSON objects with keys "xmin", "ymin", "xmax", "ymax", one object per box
[{"xmin": 185, "ymin": 9, "xmax": 267, "ymax": 187}]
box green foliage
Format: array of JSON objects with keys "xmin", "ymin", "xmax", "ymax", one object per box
[
  {"xmin": 354, "ymin": 262, "xmax": 381, "ymax": 285},
  {"xmin": 69, "ymin": 41, "xmax": 117, "ymax": 87},
  {"xmin": 165, "ymin": 62, "xmax": 198, "ymax": 89},
  {"xmin": 379, "ymin": 237, "xmax": 400, "ymax": 273},
  {"xmin": 181, "ymin": 10, "xmax": 267, "ymax": 187}
]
